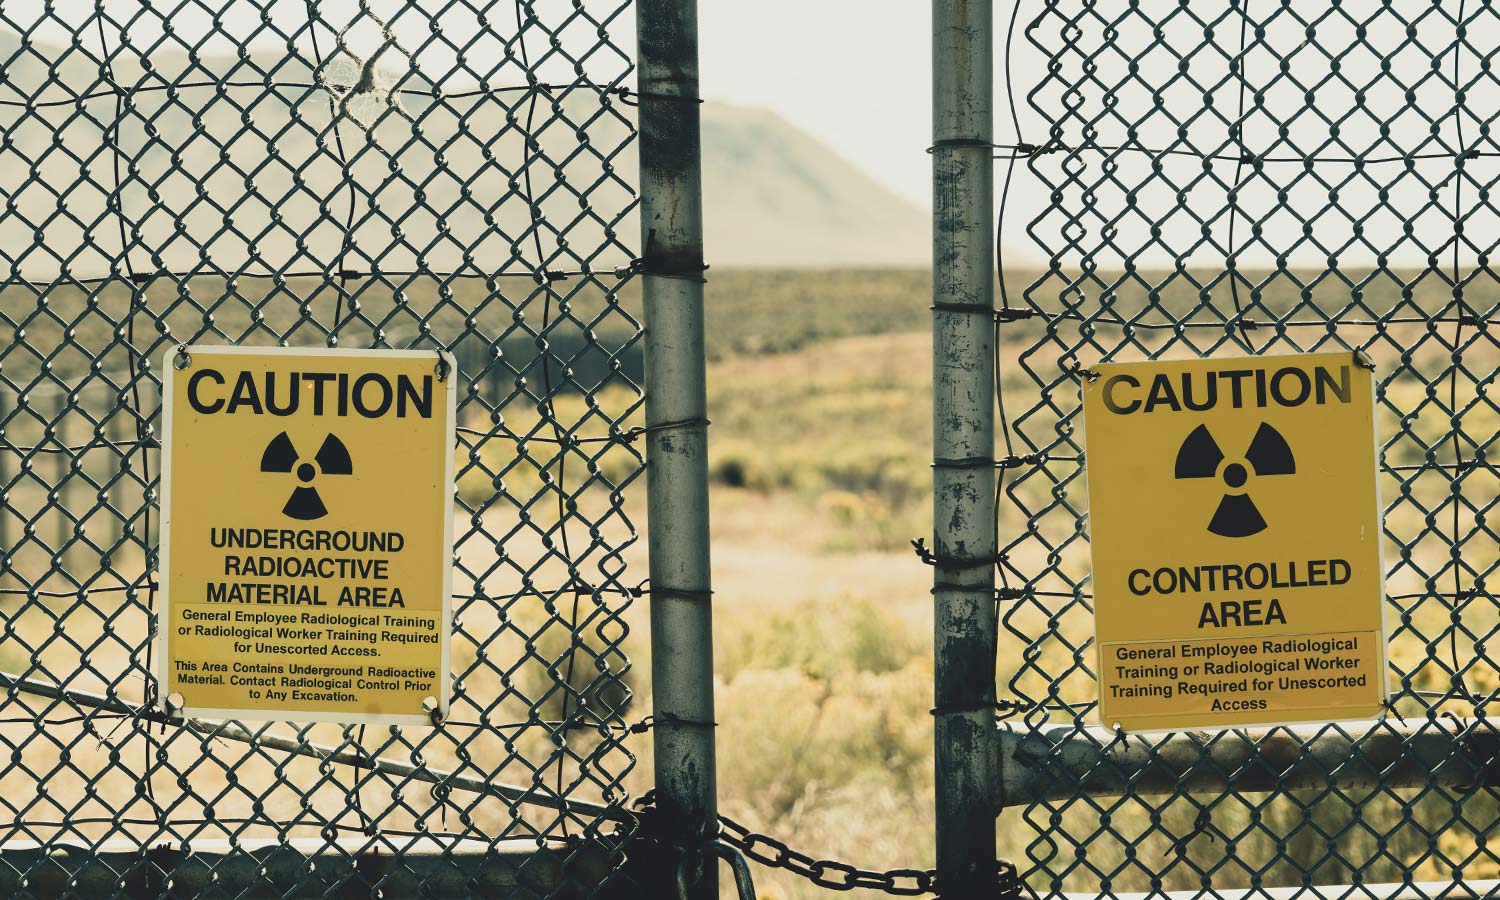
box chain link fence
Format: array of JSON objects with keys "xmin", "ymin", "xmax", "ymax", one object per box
[
  {"xmin": 998, "ymin": 0, "xmax": 1500, "ymax": 895},
  {"xmin": 0, "ymin": 1, "xmax": 650, "ymax": 896}
]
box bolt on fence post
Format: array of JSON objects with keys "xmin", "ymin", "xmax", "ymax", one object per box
[
  {"xmin": 636, "ymin": 1, "xmax": 717, "ymax": 898},
  {"xmin": 932, "ymin": 0, "xmax": 1000, "ymax": 897}
]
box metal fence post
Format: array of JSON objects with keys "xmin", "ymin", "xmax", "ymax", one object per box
[
  {"xmin": 932, "ymin": 1, "xmax": 999, "ymax": 897},
  {"xmin": 636, "ymin": 0, "xmax": 716, "ymax": 897}
]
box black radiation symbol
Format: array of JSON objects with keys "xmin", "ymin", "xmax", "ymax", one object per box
[
  {"xmin": 1174, "ymin": 422, "xmax": 1295, "ymax": 538},
  {"xmin": 259, "ymin": 431, "xmax": 353, "ymax": 520}
]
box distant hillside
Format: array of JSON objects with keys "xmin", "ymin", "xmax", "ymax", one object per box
[
  {"xmin": 0, "ymin": 33, "xmax": 926, "ymax": 275},
  {"xmin": 701, "ymin": 105, "xmax": 928, "ymax": 268}
]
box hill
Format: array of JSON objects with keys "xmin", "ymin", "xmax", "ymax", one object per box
[
  {"xmin": 701, "ymin": 105, "xmax": 928, "ymax": 267},
  {"xmin": 0, "ymin": 33, "xmax": 926, "ymax": 275}
]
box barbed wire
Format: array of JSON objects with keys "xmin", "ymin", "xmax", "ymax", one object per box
[
  {"xmin": 0, "ymin": 266, "xmax": 632, "ymax": 291},
  {"xmin": 0, "ymin": 77, "xmax": 639, "ymax": 111},
  {"xmin": 991, "ymin": 139, "xmax": 1496, "ymax": 165},
  {"xmin": 0, "ymin": 817, "xmax": 551, "ymax": 843},
  {"xmin": 0, "ymin": 670, "xmax": 627, "ymax": 820}
]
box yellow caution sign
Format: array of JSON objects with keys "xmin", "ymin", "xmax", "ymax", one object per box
[
  {"xmin": 158, "ymin": 347, "xmax": 456, "ymax": 724},
  {"xmin": 1082, "ymin": 351, "xmax": 1387, "ymax": 731}
]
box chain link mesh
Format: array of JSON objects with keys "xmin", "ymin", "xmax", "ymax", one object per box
[
  {"xmin": 0, "ymin": 1, "xmax": 645, "ymax": 896},
  {"xmin": 999, "ymin": 0, "xmax": 1500, "ymax": 895}
]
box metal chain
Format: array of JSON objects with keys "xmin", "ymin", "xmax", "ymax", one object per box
[
  {"xmin": 630, "ymin": 790, "xmax": 958, "ymax": 897},
  {"xmin": 714, "ymin": 812, "xmax": 1026, "ymax": 898},
  {"xmin": 717, "ymin": 813, "xmax": 934, "ymax": 895}
]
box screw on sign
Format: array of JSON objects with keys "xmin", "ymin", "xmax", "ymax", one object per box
[
  {"xmin": 159, "ymin": 347, "xmax": 457, "ymax": 725},
  {"xmin": 1082, "ymin": 352, "xmax": 1387, "ymax": 732}
]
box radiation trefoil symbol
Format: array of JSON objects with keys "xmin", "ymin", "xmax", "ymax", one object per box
[
  {"xmin": 260, "ymin": 431, "xmax": 353, "ymax": 520},
  {"xmin": 1174, "ymin": 422, "xmax": 1295, "ymax": 538}
]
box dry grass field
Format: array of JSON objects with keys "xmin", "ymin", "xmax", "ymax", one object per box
[{"xmin": 2, "ymin": 268, "xmax": 1497, "ymax": 898}]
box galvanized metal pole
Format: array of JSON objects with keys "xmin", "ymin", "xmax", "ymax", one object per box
[
  {"xmin": 932, "ymin": 1, "xmax": 999, "ymax": 897},
  {"xmin": 636, "ymin": 1, "xmax": 716, "ymax": 897}
]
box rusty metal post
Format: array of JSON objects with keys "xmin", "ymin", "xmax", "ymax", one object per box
[
  {"xmin": 932, "ymin": 0, "xmax": 999, "ymax": 897},
  {"xmin": 636, "ymin": 0, "xmax": 716, "ymax": 897}
]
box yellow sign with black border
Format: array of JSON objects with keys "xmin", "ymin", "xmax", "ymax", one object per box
[
  {"xmin": 159, "ymin": 347, "xmax": 455, "ymax": 725},
  {"xmin": 1082, "ymin": 351, "xmax": 1387, "ymax": 731}
]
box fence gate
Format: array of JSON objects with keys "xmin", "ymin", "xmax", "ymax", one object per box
[
  {"xmin": 942, "ymin": 0, "xmax": 1500, "ymax": 897},
  {"xmin": 0, "ymin": 0, "xmax": 709, "ymax": 895}
]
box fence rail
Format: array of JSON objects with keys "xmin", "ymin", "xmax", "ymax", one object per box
[
  {"xmin": 0, "ymin": 838, "xmax": 612, "ymax": 899},
  {"xmin": 998, "ymin": 719, "xmax": 1499, "ymax": 802}
]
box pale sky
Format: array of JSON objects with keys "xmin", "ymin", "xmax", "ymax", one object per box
[
  {"xmin": 698, "ymin": 2, "xmax": 938, "ymax": 210},
  {"xmin": 5, "ymin": 0, "xmax": 1475, "ymax": 269},
  {"xmin": 698, "ymin": 2, "xmax": 1483, "ymax": 271},
  {"xmin": 5, "ymin": 0, "xmax": 947, "ymax": 210}
]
